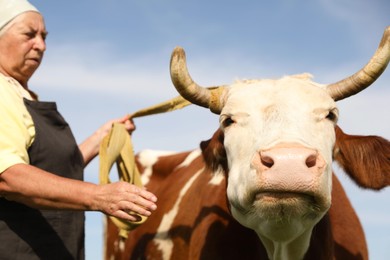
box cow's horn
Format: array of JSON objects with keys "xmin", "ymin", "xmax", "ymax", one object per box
[
  {"xmin": 327, "ymin": 26, "xmax": 390, "ymax": 101},
  {"xmin": 170, "ymin": 46, "xmax": 225, "ymax": 114}
]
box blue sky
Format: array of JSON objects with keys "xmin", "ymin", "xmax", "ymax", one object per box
[{"xmin": 28, "ymin": 0, "xmax": 389, "ymax": 259}]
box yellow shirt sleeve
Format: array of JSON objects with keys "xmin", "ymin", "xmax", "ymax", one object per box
[{"xmin": 0, "ymin": 75, "xmax": 35, "ymax": 174}]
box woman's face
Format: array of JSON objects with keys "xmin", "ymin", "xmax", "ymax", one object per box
[{"xmin": 0, "ymin": 12, "xmax": 47, "ymax": 87}]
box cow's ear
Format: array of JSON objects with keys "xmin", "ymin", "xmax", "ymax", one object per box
[
  {"xmin": 334, "ymin": 125, "xmax": 390, "ymax": 190},
  {"xmin": 200, "ymin": 129, "xmax": 228, "ymax": 172}
]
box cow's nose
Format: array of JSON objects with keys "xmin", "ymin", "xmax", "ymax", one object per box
[
  {"xmin": 252, "ymin": 144, "xmax": 327, "ymax": 193},
  {"xmin": 259, "ymin": 146, "xmax": 322, "ymax": 172}
]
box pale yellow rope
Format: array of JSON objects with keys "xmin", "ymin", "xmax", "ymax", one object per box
[
  {"xmin": 129, "ymin": 95, "xmax": 191, "ymax": 119},
  {"xmin": 99, "ymin": 95, "xmax": 193, "ymax": 238},
  {"xmin": 99, "ymin": 123, "xmax": 146, "ymax": 238}
]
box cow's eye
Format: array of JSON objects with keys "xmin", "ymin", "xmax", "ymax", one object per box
[
  {"xmin": 221, "ymin": 117, "xmax": 235, "ymax": 128},
  {"xmin": 326, "ymin": 109, "xmax": 338, "ymax": 122}
]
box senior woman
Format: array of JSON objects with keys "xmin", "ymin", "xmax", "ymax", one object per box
[{"xmin": 0, "ymin": 1, "xmax": 157, "ymax": 259}]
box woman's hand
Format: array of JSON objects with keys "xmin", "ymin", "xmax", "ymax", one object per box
[
  {"xmin": 97, "ymin": 115, "xmax": 136, "ymax": 138},
  {"xmin": 91, "ymin": 181, "xmax": 157, "ymax": 221}
]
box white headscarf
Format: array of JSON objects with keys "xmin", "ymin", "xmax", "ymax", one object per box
[{"xmin": 0, "ymin": 0, "xmax": 39, "ymax": 31}]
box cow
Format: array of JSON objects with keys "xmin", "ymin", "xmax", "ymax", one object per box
[{"xmin": 104, "ymin": 27, "xmax": 390, "ymax": 260}]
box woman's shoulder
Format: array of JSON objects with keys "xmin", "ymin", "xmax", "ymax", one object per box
[
  {"xmin": 0, "ymin": 74, "xmax": 32, "ymax": 100},
  {"xmin": 0, "ymin": 74, "xmax": 15, "ymax": 97}
]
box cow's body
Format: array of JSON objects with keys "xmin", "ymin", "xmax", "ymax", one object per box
[
  {"xmin": 106, "ymin": 140, "xmax": 375, "ymax": 259},
  {"xmin": 105, "ymin": 27, "xmax": 389, "ymax": 259}
]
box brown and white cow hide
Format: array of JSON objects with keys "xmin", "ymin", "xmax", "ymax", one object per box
[{"xmin": 104, "ymin": 125, "xmax": 389, "ymax": 260}]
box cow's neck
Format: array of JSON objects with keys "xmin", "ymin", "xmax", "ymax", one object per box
[{"xmin": 257, "ymin": 228, "xmax": 312, "ymax": 260}]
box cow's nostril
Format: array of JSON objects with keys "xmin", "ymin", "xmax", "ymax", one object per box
[
  {"xmin": 305, "ymin": 154, "xmax": 317, "ymax": 168},
  {"xmin": 261, "ymin": 155, "xmax": 274, "ymax": 168}
]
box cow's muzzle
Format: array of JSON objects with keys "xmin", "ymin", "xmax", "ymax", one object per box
[{"xmin": 251, "ymin": 143, "xmax": 327, "ymax": 194}]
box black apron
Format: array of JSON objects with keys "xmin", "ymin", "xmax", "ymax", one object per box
[{"xmin": 0, "ymin": 99, "xmax": 85, "ymax": 260}]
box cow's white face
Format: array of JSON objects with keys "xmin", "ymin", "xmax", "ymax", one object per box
[{"xmin": 221, "ymin": 74, "xmax": 337, "ymax": 258}]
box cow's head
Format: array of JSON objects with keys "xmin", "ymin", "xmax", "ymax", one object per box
[{"xmin": 170, "ymin": 27, "xmax": 389, "ymax": 259}]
